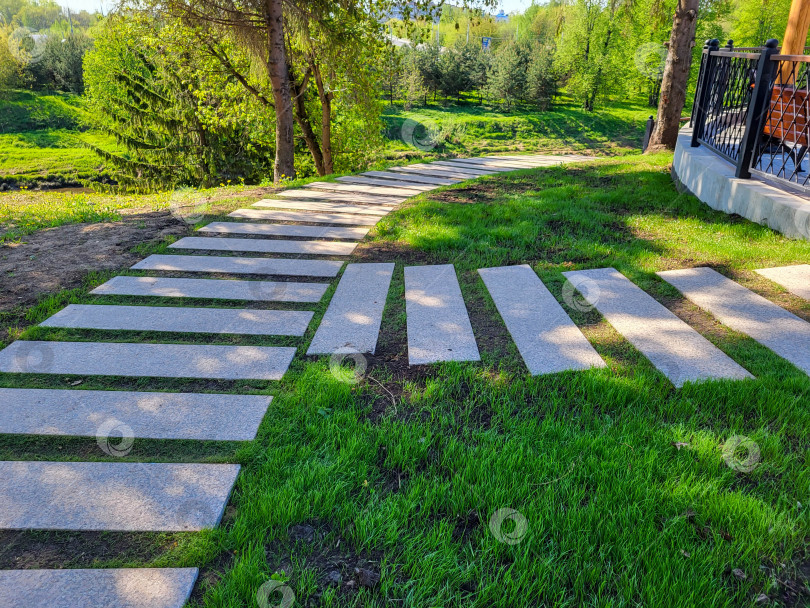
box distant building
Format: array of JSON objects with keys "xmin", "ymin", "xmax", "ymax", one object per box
[{"xmin": 495, "ymin": 10, "xmax": 509, "ymax": 22}]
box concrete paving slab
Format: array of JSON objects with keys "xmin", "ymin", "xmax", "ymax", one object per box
[
  {"xmin": 200, "ymin": 222, "xmax": 369, "ymax": 240},
  {"xmin": 169, "ymin": 236, "xmax": 358, "ymax": 256},
  {"xmin": 425, "ymin": 161, "xmax": 497, "ymax": 176},
  {"xmin": 92, "ymin": 276, "xmax": 328, "ymax": 303},
  {"xmin": 659, "ymin": 267, "xmax": 810, "ymax": 376},
  {"xmin": 0, "ymin": 388, "xmax": 270, "ymax": 441},
  {"xmin": 335, "ymin": 176, "xmax": 433, "ymax": 191},
  {"xmin": 388, "ymin": 164, "xmax": 487, "ymax": 180},
  {"xmin": 307, "ymin": 263, "xmax": 394, "ymax": 355},
  {"xmin": 229, "ymin": 209, "xmax": 379, "ymax": 225},
  {"xmin": 277, "ymin": 189, "xmax": 404, "ymax": 204},
  {"xmin": 304, "ymin": 181, "xmax": 426, "ymax": 197},
  {"xmin": 478, "ymin": 265, "xmax": 606, "ymax": 375},
  {"xmin": 361, "ymin": 170, "xmax": 458, "ymax": 186},
  {"xmin": 0, "ymin": 568, "xmax": 199, "ymax": 608},
  {"xmin": 0, "ymin": 341, "xmax": 295, "ymax": 380},
  {"xmin": 755, "ymin": 264, "xmax": 810, "ymax": 300},
  {"xmin": 431, "ymin": 160, "xmax": 513, "ymax": 173},
  {"xmin": 40, "ymin": 304, "xmax": 313, "ymax": 336},
  {"xmin": 405, "ymin": 264, "xmax": 480, "ymax": 365},
  {"xmin": 133, "ymin": 254, "xmax": 343, "ymax": 277},
  {"xmin": 563, "ymin": 268, "xmax": 752, "ymax": 387},
  {"xmin": 0, "ymin": 461, "xmax": 240, "ymax": 531},
  {"xmin": 442, "ymin": 159, "xmax": 528, "ymax": 171},
  {"xmin": 252, "ymin": 200, "xmax": 392, "ymax": 215}
]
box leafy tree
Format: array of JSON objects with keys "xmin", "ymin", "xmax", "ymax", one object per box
[{"xmin": 31, "ymin": 31, "xmax": 93, "ymax": 93}]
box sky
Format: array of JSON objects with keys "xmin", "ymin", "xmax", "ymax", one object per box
[{"xmin": 55, "ymin": 0, "xmax": 536, "ymax": 16}]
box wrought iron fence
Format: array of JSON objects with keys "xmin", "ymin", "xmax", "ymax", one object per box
[{"xmin": 690, "ymin": 38, "xmax": 810, "ymax": 194}]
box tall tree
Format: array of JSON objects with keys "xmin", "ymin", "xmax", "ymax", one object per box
[{"xmin": 645, "ymin": 0, "xmax": 699, "ymax": 151}]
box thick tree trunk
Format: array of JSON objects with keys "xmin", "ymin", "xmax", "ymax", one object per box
[
  {"xmin": 266, "ymin": 0, "xmax": 296, "ymax": 181},
  {"xmin": 646, "ymin": 0, "xmax": 699, "ymax": 152}
]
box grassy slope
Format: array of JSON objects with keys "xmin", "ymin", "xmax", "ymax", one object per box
[
  {"xmin": 0, "ymin": 90, "xmax": 112, "ymax": 186},
  {"xmin": 1, "ymin": 154, "xmax": 807, "ymax": 607}
]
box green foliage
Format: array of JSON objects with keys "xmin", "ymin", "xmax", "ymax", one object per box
[
  {"xmin": 29, "ymin": 31, "xmax": 94, "ymax": 93},
  {"xmin": 83, "ymin": 13, "xmax": 275, "ymax": 189}
]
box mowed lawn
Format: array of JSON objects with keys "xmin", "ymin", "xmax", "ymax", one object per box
[{"xmin": 0, "ymin": 154, "xmax": 808, "ymax": 607}]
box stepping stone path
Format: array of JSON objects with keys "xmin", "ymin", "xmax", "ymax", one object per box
[
  {"xmin": 0, "ymin": 461, "xmax": 240, "ymax": 531},
  {"xmin": 14, "ymin": 154, "xmax": 802, "ymax": 603},
  {"xmin": 479, "ymin": 265, "xmax": 606, "ymax": 375},
  {"xmin": 40, "ymin": 304, "xmax": 313, "ymax": 336},
  {"xmin": 133, "ymin": 254, "xmax": 344, "ymax": 277},
  {"xmin": 308, "ymin": 263, "xmax": 395, "ymax": 355},
  {"xmin": 92, "ymin": 276, "xmax": 329, "ymax": 302},
  {"xmin": 200, "ymin": 222, "xmax": 369, "ymax": 239},
  {"xmin": 755, "ymin": 264, "xmax": 810, "ymax": 300},
  {"xmin": 169, "ymin": 236, "xmax": 358, "ymax": 255},
  {"xmin": 0, "ymin": 568, "xmax": 199, "ymax": 608},
  {"xmin": 659, "ymin": 267, "xmax": 810, "ymax": 376},
  {"xmin": 0, "ymin": 388, "xmax": 271, "ymax": 441},
  {"xmin": 405, "ymin": 264, "xmax": 481, "ymax": 365},
  {"xmin": 563, "ymin": 268, "xmax": 752, "ymax": 387}
]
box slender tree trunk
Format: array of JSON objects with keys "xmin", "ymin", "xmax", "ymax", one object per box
[
  {"xmin": 266, "ymin": 0, "xmax": 295, "ymax": 181},
  {"xmin": 289, "ymin": 67, "xmax": 326, "ymax": 176},
  {"xmin": 646, "ymin": 0, "xmax": 699, "ymax": 152},
  {"xmin": 312, "ymin": 62, "xmax": 334, "ymax": 174}
]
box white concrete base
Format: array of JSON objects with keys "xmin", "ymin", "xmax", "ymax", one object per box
[{"xmin": 673, "ymin": 129, "xmax": 810, "ymax": 240}]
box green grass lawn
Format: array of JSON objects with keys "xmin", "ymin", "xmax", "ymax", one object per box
[{"xmin": 1, "ymin": 154, "xmax": 808, "ymax": 607}]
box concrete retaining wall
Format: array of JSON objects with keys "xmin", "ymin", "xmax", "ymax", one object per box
[{"xmin": 673, "ymin": 129, "xmax": 810, "ymax": 240}]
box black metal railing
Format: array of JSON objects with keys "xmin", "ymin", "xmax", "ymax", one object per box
[{"xmin": 691, "ymin": 38, "xmax": 810, "ymax": 193}]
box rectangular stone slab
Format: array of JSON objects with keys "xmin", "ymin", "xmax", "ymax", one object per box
[
  {"xmin": 388, "ymin": 164, "xmax": 485, "ymax": 180},
  {"xmin": 304, "ymin": 182, "xmax": 424, "ymax": 197},
  {"xmin": 405, "ymin": 264, "xmax": 480, "ymax": 365},
  {"xmin": 361, "ymin": 170, "xmax": 458, "ymax": 186},
  {"xmin": 92, "ymin": 276, "xmax": 328, "ymax": 303},
  {"xmin": 755, "ymin": 264, "xmax": 810, "ymax": 300},
  {"xmin": 430, "ymin": 160, "xmax": 506, "ymax": 174},
  {"xmin": 0, "ymin": 341, "xmax": 295, "ymax": 380},
  {"xmin": 562, "ymin": 268, "xmax": 752, "ymax": 387},
  {"xmin": 0, "ymin": 568, "xmax": 199, "ymax": 608},
  {"xmin": 335, "ymin": 176, "xmax": 432, "ymax": 191},
  {"xmin": 659, "ymin": 267, "xmax": 810, "ymax": 376},
  {"xmin": 0, "ymin": 388, "xmax": 271, "ymax": 441},
  {"xmin": 133, "ymin": 254, "xmax": 343, "ymax": 277},
  {"xmin": 169, "ymin": 236, "xmax": 358, "ymax": 256},
  {"xmin": 478, "ymin": 265, "xmax": 606, "ymax": 375},
  {"xmin": 277, "ymin": 190, "xmax": 405, "ymax": 204},
  {"xmin": 229, "ymin": 209, "xmax": 379, "ymax": 226},
  {"xmin": 459, "ymin": 157, "xmax": 541, "ymax": 168},
  {"xmin": 0, "ymin": 461, "xmax": 240, "ymax": 531},
  {"xmin": 40, "ymin": 304, "xmax": 313, "ymax": 336},
  {"xmin": 438, "ymin": 160, "xmax": 517, "ymax": 172},
  {"xmin": 252, "ymin": 200, "xmax": 392, "ymax": 215},
  {"xmin": 307, "ymin": 263, "xmax": 395, "ymax": 355},
  {"xmin": 200, "ymin": 222, "xmax": 369, "ymax": 240}
]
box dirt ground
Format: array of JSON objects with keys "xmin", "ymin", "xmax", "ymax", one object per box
[{"xmin": 0, "ymin": 211, "xmax": 188, "ymax": 341}]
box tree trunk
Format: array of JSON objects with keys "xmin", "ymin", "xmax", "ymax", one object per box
[
  {"xmin": 290, "ymin": 67, "xmax": 326, "ymax": 176},
  {"xmin": 312, "ymin": 62, "xmax": 334, "ymax": 175},
  {"xmin": 266, "ymin": 0, "xmax": 295, "ymax": 181},
  {"xmin": 646, "ymin": 0, "xmax": 699, "ymax": 152}
]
